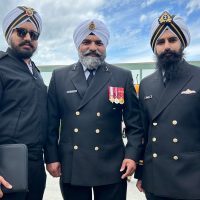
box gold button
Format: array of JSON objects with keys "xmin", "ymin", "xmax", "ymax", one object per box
[
  {"xmin": 153, "ymin": 153, "xmax": 157, "ymax": 158},
  {"xmin": 75, "ymin": 111, "xmax": 80, "ymax": 116},
  {"xmin": 95, "ymin": 146, "xmax": 99, "ymax": 151},
  {"xmin": 74, "ymin": 128, "xmax": 79, "ymax": 133},
  {"xmin": 173, "ymin": 138, "xmax": 178, "ymax": 143},
  {"xmin": 172, "ymin": 120, "xmax": 177, "ymax": 125},
  {"xmin": 97, "ymin": 112, "xmax": 101, "ymax": 117},
  {"xmin": 139, "ymin": 160, "xmax": 144, "ymax": 165},
  {"xmin": 74, "ymin": 145, "xmax": 78, "ymax": 150},
  {"xmin": 153, "ymin": 122, "xmax": 158, "ymax": 126},
  {"xmin": 152, "ymin": 137, "xmax": 157, "ymax": 142},
  {"xmin": 95, "ymin": 129, "xmax": 100, "ymax": 133},
  {"xmin": 173, "ymin": 155, "xmax": 178, "ymax": 160}
]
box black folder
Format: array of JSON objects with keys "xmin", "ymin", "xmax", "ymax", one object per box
[{"xmin": 0, "ymin": 144, "xmax": 28, "ymax": 193}]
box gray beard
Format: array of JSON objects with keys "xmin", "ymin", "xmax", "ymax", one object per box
[{"xmin": 78, "ymin": 50, "xmax": 106, "ymax": 70}]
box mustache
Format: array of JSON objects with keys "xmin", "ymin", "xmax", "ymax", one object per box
[
  {"xmin": 19, "ymin": 41, "xmax": 34, "ymax": 48},
  {"xmin": 159, "ymin": 49, "xmax": 178, "ymax": 58},
  {"xmin": 82, "ymin": 50, "xmax": 102, "ymax": 57}
]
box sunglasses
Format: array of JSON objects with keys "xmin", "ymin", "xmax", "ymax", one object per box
[{"xmin": 14, "ymin": 28, "xmax": 40, "ymax": 41}]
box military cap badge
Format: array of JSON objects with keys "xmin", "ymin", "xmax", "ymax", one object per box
[
  {"xmin": 88, "ymin": 21, "xmax": 96, "ymax": 30},
  {"xmin": 25, "ymin": 7, "xmax": 34, "ymax": 16},
  {"xmin": 158, "ymin": 11, "xmax": 173, "ymax": 24}
]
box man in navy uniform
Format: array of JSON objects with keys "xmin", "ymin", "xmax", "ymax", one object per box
[
  {"xmin": 45, "ymin": 19, "xmax": 144, "ymax": 200},
  {"xmin": 0, "ymin": 6, "xmax": 47, "ymax": 200},
  {"xmin": 135, "ymin": 11, "xmax": 200, "ymax": 200}
]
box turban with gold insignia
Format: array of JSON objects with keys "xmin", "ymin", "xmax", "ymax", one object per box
[
  {"xmin": 2, "ymin": 6, "xmax": 42, "ymax": 43},
  {"xmin": 150, "ymin": 11, "xmax": 190, "ymax": 52},
  {"xmin": 73, "ymin": 19, "xmax": 110, "ymax": 49}
]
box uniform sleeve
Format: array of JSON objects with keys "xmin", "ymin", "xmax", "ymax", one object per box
[
  {"xmin": 44, "ymin": 70, "xmax": 61, "ymax": 164},
  {"xmin": 134, "ymin": 80, "xmax": 149, "ymax": 179},
  {"xmin": 123, "ymin": 71, "xmax": 144, "ymax": 162}
]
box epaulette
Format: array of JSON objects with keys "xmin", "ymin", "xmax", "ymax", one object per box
[{"xmin": 0, "ymin": 51, "xmax": 8, "ymax": 60}]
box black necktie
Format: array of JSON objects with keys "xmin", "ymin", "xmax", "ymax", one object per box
[{"xmin": 87, "ymin": 69, "xmax": 94, "ymax": 86}]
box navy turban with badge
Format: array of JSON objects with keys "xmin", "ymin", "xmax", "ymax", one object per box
[
  {"xmin": 150, "ymin": 11, "xmax": 190, "ymax": 52},
  {"xmin": 73, "ymin": 19, "xmax": 110, "ymax": 49},
  {"xmin": 2, "ymin": 6, "xmax": 42, "ymax": 43}
]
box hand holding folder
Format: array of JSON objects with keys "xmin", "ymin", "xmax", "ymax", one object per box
[
  {"xmin": 0, "ymin": 176, "xmax": 12, "ymax": 197},
  {"xmin": 0, "ymin": 144, "xmax": 28, "ymax": 193}
]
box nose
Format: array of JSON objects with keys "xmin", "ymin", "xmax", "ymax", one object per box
[
  {"xmin": 23, "ymin": 32, "xmax": 32, "ymax": 41},
  {"xmin": 164, "ymin": 40, "xmax": 171, "ymax": 51},
  {"xmin": 89, "ymin": 42, "xmax": 97, "ymax": 51}
]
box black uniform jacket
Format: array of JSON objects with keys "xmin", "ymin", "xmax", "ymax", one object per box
[
  {"xmin": 45, "ymin": 62, "xmax": 144, "ymax": 186},
  {"xmin": 0, "ymin": 48, "xmax": 47, "ymax": 160},
  {"xmin": 135, "ymin": 60, "xmax": 200, "ymax": 199}
]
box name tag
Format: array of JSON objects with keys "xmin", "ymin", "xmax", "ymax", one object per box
[
  {"xmin": 144, "ymin": 95, "xmax": 152, "ymax": 100},
  {"xmin": 66, "ymin": 90, "xmax": 77, "ymax": 94}
]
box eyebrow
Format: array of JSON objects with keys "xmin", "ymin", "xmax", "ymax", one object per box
[
  {"xmin": 82, "ymin": 39, "xmax": 103, "ymax": 43},
  {"xmin": 157, "ymin": 36, "xmax": 178, "ymax": 42}
]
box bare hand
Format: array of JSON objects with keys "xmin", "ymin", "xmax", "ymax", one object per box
[
  {"xmin": 120, "ymin": 159, "xmax": 136, "ymax": 179},
  {"xmin": 0, "ymin": 176, "xmax": 12, "ymax": 198},
  {"xmin": 136, "ymin": 179, "xmax": 144, "ymax": 192},
  {"xmin": 46, "ymin": 162, "xmax": 61, "ymax": 177}
]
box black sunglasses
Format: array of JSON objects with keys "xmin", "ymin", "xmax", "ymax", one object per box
[{"xmin": 14, "ymin": 28, "xmax": 40, "ymax": 41}]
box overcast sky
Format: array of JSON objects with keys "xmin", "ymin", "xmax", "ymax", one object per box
[{"xmin": 0, "ymin": 0, "xmax": 200, "ymax": 66}]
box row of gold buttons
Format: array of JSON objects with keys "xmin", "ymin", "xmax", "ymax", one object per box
[
  {"xmin": 152, "ymin": 137, "xmax": 178, "ymax": 143},
  {"xmin": 75, "ymin": 111, "xmax": 101, "ymax": 117},
  {"xmin": 73, "ymin": 145, "xmax": 99, "ymax": 151},
  {"xmin": 153, "ymin": 120, "xmax": 178, "ymax": 126},
  {"xmin": 73, "ymin": 128, "xmax": 100, "ymax": 133},
  {"xmin": 152, "ymin": 153, "xmax": 179, "ymax": 160}
]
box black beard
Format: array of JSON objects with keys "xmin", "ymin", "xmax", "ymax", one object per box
[
  {"xmin": 156, "ymin": 49, "xmax": 184, "ymax": 81},
  {"xmin": 11, "ymin": 40, "xmax": 36, "ymax": 59}
]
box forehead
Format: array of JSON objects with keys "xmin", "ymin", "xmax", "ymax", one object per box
[
  {"xmin": 83, "ymin": 34, "xmax": 102, "ymax": 41},
  {"xmin": 158, "ymin": 29, "xmax": 178, "ymax": 39},
  {"xmin": 17, "ymin": 22, "xmax": 37, "ymax": 31}
]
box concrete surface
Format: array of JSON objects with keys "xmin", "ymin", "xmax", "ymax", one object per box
[{"xmin": 43, "ymin": 174, "xmax": 146, "ymax": 200}]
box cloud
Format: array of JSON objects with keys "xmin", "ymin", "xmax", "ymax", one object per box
[
  {"xmin": 140, "ymin": 14, "xmax": 147, "ymax": 23},
  {"xmin": 186, "ymin": 44, "xmax": 200, "ymax": 59},
  {"xmin": 186, "ymin": 0, "xmax": 200, "ymax": 15},
  {"xmin": 139, "ymin": 11, "xmax": 161, "ymax": 23},
  {"xmin": 141, "ymin": 0, "xmax": 158, "ymax": 8},
  {"xmin": 189, "ymin": 18, "xmax": 200, "ymax": 40},
  {"xmin": 0, "ymin": 0, "xmax": 105, "ymax": 65},
  {"xmin": 0, "ymin": 0, "xmax": 199, "ymax": 66}
]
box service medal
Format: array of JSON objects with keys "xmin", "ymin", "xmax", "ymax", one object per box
[{"xmin": 108, "ymin": 86, "xmax": 124, "ymax": 104}]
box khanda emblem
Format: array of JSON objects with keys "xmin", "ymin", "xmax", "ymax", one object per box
[{"xmin": 159, "ymin": 11, "xmax": 173, "ymax": 24}]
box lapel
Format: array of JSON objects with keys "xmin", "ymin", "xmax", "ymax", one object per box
[
  {"xmin": 149, "ymin": 70, "xmax": 166, "ymax": 103},
  {"xmin": 77, "ymin": 63, "xmax": 111, "ymax": 110},
  {"xmin": 70, "ymin": 62, "xmax": 88, "ymax": 98},
  {"xmin": 152, "ymin": 61, "xmax": 192, "ymax": 120}
]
